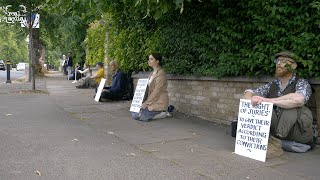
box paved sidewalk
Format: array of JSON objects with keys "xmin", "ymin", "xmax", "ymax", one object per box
[
  {"xmin": 0, "ymin": 71, "xmax": 318, "ymax": 179},
  {"xmin": 43, "ymin": 71, "xmax": 319, "ymax": 180},
  {"xmin": 0, "ymin": 78, "xmax": 47, "ymax": 94}
]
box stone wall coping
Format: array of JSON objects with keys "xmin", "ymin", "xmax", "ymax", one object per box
[{"xmin": 132, "ymin": 72, "xmax": 320, "ymax": 85}]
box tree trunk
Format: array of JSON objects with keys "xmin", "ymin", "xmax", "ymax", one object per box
[{"xmin": 31, "ymin": 28, "xmax": 43, "ymax": 74}]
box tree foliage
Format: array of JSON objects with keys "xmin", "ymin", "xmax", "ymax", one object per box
[
  {"xmin": 40, "ymin": 14, "xmax": 87, "ymax": 66},
  {"xmin": 1, "ymin": 0, "xmax": 319, "ymax": 78},
  {"xmin": 0, "ymin": 0, "xmax": 40, "ymax": 65},
  {"xmin": 85, "ymin": 0, "xmax": 320, "ymax": 78},
  {"xmin": 0, "ymin": 24, "xmax": 28, "ymax": 64}
]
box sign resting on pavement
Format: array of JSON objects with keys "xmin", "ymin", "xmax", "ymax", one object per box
[
  {"xmin": 235, "ymin": 99, "xmax": 273, "ymax": 162},
  {"xmin": 94, "ymin": 78, "xmax": 106, "ymax": 102},
  {"xmin": 130, "ymin": 78, "xmax": 148, "ymax": 113}
]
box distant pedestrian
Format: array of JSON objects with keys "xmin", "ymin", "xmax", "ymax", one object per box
[
  {"xmin": 62, "ymin": 54, "xmax": 67, "ymax": 75},
  {"xmin": 67, "ymin": 52, "xmax": 73, "ymax": 79}
]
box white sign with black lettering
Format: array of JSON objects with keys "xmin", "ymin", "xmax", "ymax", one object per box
[
  {"xmin": 130, "ymin": 78, "xmax": 148, "ymax": 113},
  {"xmin": 94, "ymin": 78, "xmax": 106, "ymax": 102},
  {"xmin": 235, "ymin": 99, "xmax": 273, "ymax": 162}
]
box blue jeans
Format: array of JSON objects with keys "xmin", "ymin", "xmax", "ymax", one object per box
[{"xmin": 131, "ymin": 108, "xmax": 161, "ymax": 122}]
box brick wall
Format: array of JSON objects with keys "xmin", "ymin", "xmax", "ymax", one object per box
[{"xmin": 132, "ymin": 73, "xmax": 320, "ymax": 137}]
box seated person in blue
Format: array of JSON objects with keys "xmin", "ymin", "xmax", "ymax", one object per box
[
  {"xmin": 244, "ymin": 51, "xmax": 316, "ymax": 152},
  {"xmin": 99, "ymin": 60, "xmax": 127, "ymax": 102}
]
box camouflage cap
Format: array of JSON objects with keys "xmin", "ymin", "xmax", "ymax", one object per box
[{"xmin": 274, "ymin": 51, "xmax": 297, "ymax": 63}]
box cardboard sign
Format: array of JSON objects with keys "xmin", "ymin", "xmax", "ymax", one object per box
[
  {"xmin": 235, "ymin": 99, "xmax": 273, "ymax": 162},
  {"xmin": 130, "ymin": 78, "xmax": 148, "ymax": 113},
  {"xmin": 94, "ymin": 78, "xmax": 106, "ymax": 102}
]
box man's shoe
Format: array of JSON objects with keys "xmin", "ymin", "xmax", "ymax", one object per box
[
  {"xmin": 266, "ymin": 136, "xmax": 284, "ymax": 159},
  {"xmin": 100, "ymin": 98, "xmax": 112, "ymax": 102}
]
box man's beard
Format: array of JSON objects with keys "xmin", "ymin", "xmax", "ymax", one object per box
[{"xmin": 275, "ymin": 67, "xmax": 289, "ymax": 78}]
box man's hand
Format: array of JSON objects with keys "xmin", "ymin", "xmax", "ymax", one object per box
[
  {"xmin": 102, "ymin": 89, "xmax": 109, "ymax": 92},
  {"xmin": 251, "ymin": 96, "xmax": 266, "ymax": 106},
  {"xmin": 244, "ymin": 91, "xmax": 265, "ymax": 107}
]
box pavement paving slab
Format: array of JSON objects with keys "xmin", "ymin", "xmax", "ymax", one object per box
[
  {"xmin": 0, "ymin": 71, "xmax": 318, "ymax": 180},
  {"xmin": 0, "ymin": 93, "xmax": 205, "ymax": 180}
]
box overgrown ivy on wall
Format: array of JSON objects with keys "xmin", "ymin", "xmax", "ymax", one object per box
[{"xmin": 85, "ymin": 0, "xmax": 320, "ymax": 78}]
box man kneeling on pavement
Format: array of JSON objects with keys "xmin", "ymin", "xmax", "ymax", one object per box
[
  {"xmin": 98, "ymin": 60, "xmax": 127, "ymax": 102},
  {"xmin": 244, "ymin": 51, "xmax": 316, "ymax": 156}
]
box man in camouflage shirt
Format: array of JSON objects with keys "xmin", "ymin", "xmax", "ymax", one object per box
[{"xmin": 244, "ymin": 51, "xmax": 314, "ymax": 145}]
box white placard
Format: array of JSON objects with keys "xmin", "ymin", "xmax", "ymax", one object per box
[
  {"xmin": 94, "ymin": 78, "xmax": 106, "ymax": 102},
  {"xmin": 235, "ymin": 99, "xmax": 273, "ymax": 162},
  {"xmin": 21, "ymin": 13, "xmax": 40, "ymax": 28},
  {"xmin": 130, "ymin": 78, "xmax": 148, "ymax": 113}
]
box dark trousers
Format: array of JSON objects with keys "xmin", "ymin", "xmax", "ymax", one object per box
[
  {"xmin": 63, "ymin": 65, "xmax": 67, "ymax": 75},
  {"xmin": 100, "ymin": 91, "xmax": 123, "ymax": 101}
]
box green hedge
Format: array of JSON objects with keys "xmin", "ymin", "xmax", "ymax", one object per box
[
  {"xmin": 86, "ymin": 0, "xmax": 320, "ymax": 78},
  {"xmin": 85, "ymin": 21, "xmax": 106, "ymax": 66}
]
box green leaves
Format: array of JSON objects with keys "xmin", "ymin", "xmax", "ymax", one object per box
[
  {"xmin": 85, "ymin": 20, "xmax": 106, "ymax": 65},
  {"xmin": 43, "ymin": 0, "xmax": 320, "ymax": 78},
  {"xmin": 0, "ymin": 24, "xmax": 28, "ymax": 64}
]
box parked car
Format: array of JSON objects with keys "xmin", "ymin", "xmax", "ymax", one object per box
[
  {"xmin": 0, "ymin": 60, "xmax": 5, "ymax": 71},
  {"xmin": 16, "ymin": 62, "xmax": 27, "ymax": 71},
  {"xmin": 11, "ymin": 63, "xmax": 16, "ymax": 70}
]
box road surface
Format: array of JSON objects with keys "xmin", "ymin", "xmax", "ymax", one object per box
[{"xmin": 0, "ymin": 69, "xmax": 25, "ymax": 82}]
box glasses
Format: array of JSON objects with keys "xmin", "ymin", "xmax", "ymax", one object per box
[{"xmin": 274, "ymin": 58, "xmax": 295, "ymax": 64}]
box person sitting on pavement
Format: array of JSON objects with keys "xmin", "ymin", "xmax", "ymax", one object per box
[
  {"xmin": 76, "ymin": 62, "xmax": 104, "ymax": 89},
  {"xmin": 72, "ymin": 63, "xmax": 90, "ymax": 83},
  {"xmin": 98, "ymin": 60, "xmax": 127, "ymax": 102},
  {"xmin": 131, "ymin": 53, "xmax": 171, "ymax": 122},
  {"xmin": 243, "ymin": 51, "xmax": 316, "ymax": 155},
  {"xmin": 70, "ymin": 63, "xmax": 81, "ymax": 83},
  {"xmin": 79, "ymin": 63, "xmax": 91, "ymax": 77}
]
